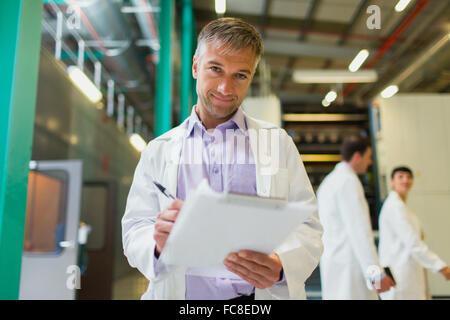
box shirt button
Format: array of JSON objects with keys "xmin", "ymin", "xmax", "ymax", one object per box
[{"xmin": 213, "ymin": 167, "xmax": 219, "ymax": 174}]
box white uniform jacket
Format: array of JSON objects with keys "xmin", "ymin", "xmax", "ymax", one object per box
[
  {"xmin": 122, "ymin": 112, "xmax": 323, "ymax": 300},
  {"xmin": 317, "ymin": 162, "xmax": 381, "ymax": 300},
  {"xmin": 378, "ymin": 191, "xmax": 447, "ymax": 300}
]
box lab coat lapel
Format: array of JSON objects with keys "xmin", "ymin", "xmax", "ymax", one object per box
[
  {"xmin": 246, "ymin": 117, "xmax": 272, "ymax": 197},
  {"xmin": 161, "ymin": 124, "xmax": 186, "ymax": 205}
]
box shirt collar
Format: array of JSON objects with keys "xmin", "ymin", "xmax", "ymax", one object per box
[{"xmin": 184, "ymin": 106, "xmax": 247, "ymax": 137}]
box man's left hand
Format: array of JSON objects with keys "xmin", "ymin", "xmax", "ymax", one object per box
[{"xmin": 223, "ymin": 250, "xmax": 283, "ymax": 289}]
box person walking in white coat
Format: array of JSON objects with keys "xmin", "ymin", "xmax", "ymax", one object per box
[
  {"xmin": 122, "ymin": 17, "xmax": 323, "ymax": 300},
  {"xmin": 378, "ymin": 166, "xmax": 450, "ymax": 300},
  {"xmin": 317, "ymin": 135, "xmax": 395, "ymax": 299}
]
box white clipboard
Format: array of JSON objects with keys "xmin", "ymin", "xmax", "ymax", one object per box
[{"xmin": 158, "ymin": 180, "xmax": 316, "ymax": 278}]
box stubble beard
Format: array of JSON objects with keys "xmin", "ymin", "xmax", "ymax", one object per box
[{"xmin": 199, "ymin": 90, "xmax": 240, "ymax": 120}]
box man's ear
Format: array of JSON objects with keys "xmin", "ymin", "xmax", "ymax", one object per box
[
  {"xmin": 349, "ymin": 151, "xmax": 361, "ymax": 164},
  {"xmin": 192, "ymin": 56, "xmax": 198, "ymax": 79}
]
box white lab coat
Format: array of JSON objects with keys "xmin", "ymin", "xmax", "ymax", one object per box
[
  {"xmin": 378, "ymin": 191, "xmax": 447, "ymax": 300},
  {"xmin": 316, "ymin": 162, "xmax": 381, "ymax": 300},
  {"xmin": 121, "ymin": 112, "xmax": 323, "ymax": 300}
]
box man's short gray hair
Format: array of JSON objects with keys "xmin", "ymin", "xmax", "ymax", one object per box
[{"xmin": 194, "ymin": 17, "xmax": 264, "ymax": 69}]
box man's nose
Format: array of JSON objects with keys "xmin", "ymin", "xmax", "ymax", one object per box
[{"xmin": 217, "ymin": 77, "xmax": 233, "ymax": 95}]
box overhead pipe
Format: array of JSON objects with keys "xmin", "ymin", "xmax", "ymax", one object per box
[
  {"xmin": 131, "ymin": 0, "xmax": 159, "ymax": 50},
  {"xmin": 343, "ymin": 0, "xmax": 430, "ymax": 97},
  {"xmin": 65, "ymin": 0, "xmax": 151, "ymax": 122}
]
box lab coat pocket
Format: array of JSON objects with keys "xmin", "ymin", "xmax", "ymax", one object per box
[{"xmin": 270, "ymin": 168, "xmax": 289, "ymax": 200}]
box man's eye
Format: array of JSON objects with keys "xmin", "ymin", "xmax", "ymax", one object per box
[
  {"xmin": 211, "ymin": 66, "xmax": 220, "ymax": 72},
  {"xmin": 237, "ymin": 74, "xmax": 248, "ymax": 80}
]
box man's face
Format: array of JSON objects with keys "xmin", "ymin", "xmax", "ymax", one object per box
[
  {"xmin": 391, "ymin": 171, "xmax": 413, "ymax": 195},
  {"xmin": 355, "ymin": 147, "xmax": 373, "ymax": 174},
  {"xmin": 192, "ymin": 42, "xmax": 256, "ymax": 120}
]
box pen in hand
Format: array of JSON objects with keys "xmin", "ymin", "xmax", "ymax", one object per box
[{"xmin": 153, "ymin": 181, "xmax": 176, "ymax": 200}]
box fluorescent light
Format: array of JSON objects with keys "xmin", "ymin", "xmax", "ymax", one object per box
[
  {"xmin": 121, "ymin": 6, "xmax": 160, "ymax": 13},
  {"xmin": 322, "ymin": 99, "xmax": 331, "ymax": 107},
  {"xmin": 348, "ymin": 49, "xmax": 369, "ymax": 72},
  {"xmin": 67, "ymin": 66, "xmax": 103, "ymax": 103},
  {"xmin": 301, "ymin": 154, "xmax": 341, "ymax": 162},
  {"xmin": 380, "ymin": 85, "xmax": 399, "ymax": 98},
  {"xmin": 395, "ymin": 0, "xmax": 412, "ymax": 12},
  {"xmin": 292, "ymin": 70, "xmax": 378, "ymax": 83},
  {"xmin": 215, "ymin": 0, "xmax": 226, "ymax": 14},
  {"xmin": 324, "ymin": 90, "xmax": 337, "ymax": 103},
  {"xmin": 283, "ymin": 113, "xmax": 368, "ymax": 122},
  {"xmin": 129, "ymin": 133, "xmax": 147, "ymax": 152}
]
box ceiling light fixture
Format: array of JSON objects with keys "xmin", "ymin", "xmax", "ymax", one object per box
[
  {"xmin": 380, "ymin": 85, "xmax": 399, "ymax": 98},
  {"xmin": 324, "ymin": 90, "xmax": 338, "ymax": 103},
  {"xmin": 67, "ymin": 66, "xmax": 103, "ymax": 103},
  {"xmin": 321, "ymin": 99, "xmax": 331, "ymax": 107},
  {"xmin": 395, "ymin": 0, "xmax": 412, "ymax": 12},
  {"xmin": 348, "ymin": 49, "xmax": 369, "ymax": 72},
  {"xmin": 215, "ymin": 0, "xmax": 226, "ymax": 14},
  {"xmin": 292, "ymin": 70, "xmax": 378, "ymax": 83}
]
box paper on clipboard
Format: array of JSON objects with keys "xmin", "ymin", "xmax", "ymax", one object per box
[{"xmin": 158, "ymin": 180, "xmax": 316, "ymax": 278}]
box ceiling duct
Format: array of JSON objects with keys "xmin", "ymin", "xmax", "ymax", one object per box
[{"xmin": 43, "ymin": 0, "xmax": 156, "ymax": 123}]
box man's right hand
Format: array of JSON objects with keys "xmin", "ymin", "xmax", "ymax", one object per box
[
  {"xmin": 153, "ymin": 199, "xmax": 183, "ymax": 257},
  {"xmin": 376, "ymin": 275, "xmax": 396, "ymax": 293}
]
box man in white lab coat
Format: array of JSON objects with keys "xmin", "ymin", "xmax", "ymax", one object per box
[
  {"xmin": 378, "ymin": 166, "xmax": 450, "ymax": 300},
  {"xmin": 122, "ymin": 17, "xmax": 323, "ymax": 300},
  {"xmin": 316, "ymin": 135, "xmax": 395, "ymax": 299}
]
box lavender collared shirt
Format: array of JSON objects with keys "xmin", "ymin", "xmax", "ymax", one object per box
[
  {"xmin": 177, "ymin": 106, "xmax": 257, "ymax": 300},
  {"xmin": 153, "ymin": 106, "xmax": 285, "ymax": 299}
]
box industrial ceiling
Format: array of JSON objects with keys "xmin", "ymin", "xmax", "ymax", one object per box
[{"xmin": 40, "ymin": 0, "xmax": 450, "ymax": 127}]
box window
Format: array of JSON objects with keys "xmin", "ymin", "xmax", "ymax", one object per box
[{"xmin": 23, "ymin": 170, "xmax": 68, "ymax": 254}]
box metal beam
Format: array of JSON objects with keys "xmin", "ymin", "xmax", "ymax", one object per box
[
  {"xmin": 259, "ymin": 0, "xmax": 273, "ymax": 39},
  {"xmin": 155, "ymin": 0, "xmax": 173, "ymax": 137},
  {"xmin": 344, "ymin": 0, "xmax": 431, "ymax": 98},
  {"xmin": 312, "ymin": 0, "xmax": 370, "ymax": 94},
  {"xmin": 264, "ymin": 38, "xmax": 366, "ymax": 59},
  {"xmin": 179, "ymin": 0, "xmax": 193, "ymax": 123},
  {"xmin": 365, "ymin": 32, "xmax": 450, "ymax": 99},
  {"xmin": 275, "ymin": 0, "xmax": 320, "ymax": 92},
  {"xmin": 275, "ymin": 57, "xmax": 296, "ymax": 92},
  {"xmin": 194, "ymin": 8, "xmax": 349, "ymax": 37},
  {"xmin": 298, "ymin": 0, "xmax": 321, "ymax": 42},
  {"xmin": 192, "ymin": 16, "xmax": 198, "ymax": 107},
  {"xmin": 0, "ymin": 0, "xmax": 44, "ymax": 299},
  {"xmin": 338, "ymin": 0, "xmax": 370, "ymax": 46},
  {"xmin": 277, "ymin": 92, "xmax": 324, "ymax": 104}
]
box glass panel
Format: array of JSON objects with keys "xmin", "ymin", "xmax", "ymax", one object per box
[
  {"xmin": 80, "ymin": 185, "xmax": 107, "ymax": 250},
  {"xmin": 24, "ymin": 170, "xmax": 68, "ymax": 254}
]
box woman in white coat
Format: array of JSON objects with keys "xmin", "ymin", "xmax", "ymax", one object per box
[{"xmin": 378, "ymin": 166, "xmax": 450, "ymax": 300}]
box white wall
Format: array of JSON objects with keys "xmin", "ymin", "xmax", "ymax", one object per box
[
  {"xmin": 242, "ymin": 94, "xmax": 281, "ymax": 127},
  {"xmin": 375, "ymin": 93, "xmax": 450, "ymax": 297}
]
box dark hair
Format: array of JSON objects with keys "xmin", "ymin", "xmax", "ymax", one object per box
[
  {"xmin": 340, "ymin": 135, "xmax": 371, "ymax": 161},
  {"xmin": 391, "ymin": 166, "xmax": 413, "ymax": 179}
]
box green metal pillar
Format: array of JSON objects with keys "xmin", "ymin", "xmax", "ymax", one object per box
[
  {"xmin": 155, "ymin": 0, "xmax": 173, "ymax": 137},
  {"xmin": 192, "ymin": 15, "xmax": 198, "ymax": 107},
  {"xmin": 179, "ymin": 0, "xmax": 193, "ymax": 123},
  {"xmin": 0, "ymin": 0, "xmax": 44, "ymax": 299}
]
